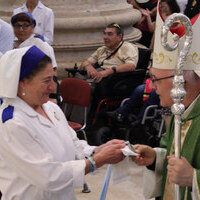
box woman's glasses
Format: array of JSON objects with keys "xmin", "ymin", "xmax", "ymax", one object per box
[{"xmin": 13, "ymin": 24, "xmax": 32, "ymax": 30}]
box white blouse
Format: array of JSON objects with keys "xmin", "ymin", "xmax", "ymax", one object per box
[{"xmin": 0, "ymin": 97, "xmax": 95, "ymax": 200}]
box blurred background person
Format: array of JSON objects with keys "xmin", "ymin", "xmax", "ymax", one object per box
[
  {"xmin": 144, "ymin": 0, "xmax": 180, "ymax": 50},
  {"xmin": 13, "ymin": 0, "xmax": 54, "ymax": 45},
  {"xmin": 184, "ymin": 0, "xmax": 200, "ymax": 19},
  {"xmin": 11, "ymin": 12, "xmax": 57, "ymax": 70},
  {"xmin": 127, "ymin": 0, "xmax": 158, "ymax": 48},
  {"xmin": 0, "ymin": 18, "xmax": 14, "ymax": 57}
]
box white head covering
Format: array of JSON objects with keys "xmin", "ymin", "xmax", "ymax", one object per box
[
  {"xmin": 153, "ymin": 2, "xmax": 200, "ymax": 77},
  {"xmin": 0, "ymin": 45, "xmax": 46, "ymax": 98}
]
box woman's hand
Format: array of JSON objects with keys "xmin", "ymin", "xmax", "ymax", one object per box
[
  {"xmin": 93, "ymin": 139, "xmax": 126, "ymax": 167},
  {"xmin": 167, "ymin": 155, "xmax": 194, "ymax": 187},
  {"xmin": 94, "ymin": 143, "xmax": 125, "ymax": 167},
  {"xmin": 132, "ymin": 144, "xmax": 156, "ymax": 166},
  {"xmin": 94, "ymin": 139, "xmax": 125, "ymax": 154}
]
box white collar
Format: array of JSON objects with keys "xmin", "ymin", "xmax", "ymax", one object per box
[
  {"xmin": 37, "ymin": 1, "xmax": 45, "ymax": 9},
  {"xmin": 3, "ymin": 97, "xmax": 55, "ymax": 127}
]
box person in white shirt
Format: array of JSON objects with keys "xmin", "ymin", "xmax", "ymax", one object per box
[
  {"xmin": 0, "ymin": 19, "xmax": 14, "ymax": 56},
  {"xmin": 176, "ymin": 0, "xmax": 188, "ymax": 13},
  {"xmin": 11, "ymin": 11, "xmax": 57, "ymax": 69},
  {"xmin": 13, "ymin": 0, "xmax": 54, "ymax": 45},
  {"xmin": 0, "ymin": 45, "xmax": 125, "ymax": 200}
]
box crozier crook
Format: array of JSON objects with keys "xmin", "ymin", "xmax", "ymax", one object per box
[{"xmin": 161, "ymin": 13, "xmax": 193, "ymax": 200}]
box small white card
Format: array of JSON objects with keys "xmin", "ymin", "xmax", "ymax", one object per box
[{"xmin": 121, "ymin": 146, "xmax": 140, "ymax": 157}]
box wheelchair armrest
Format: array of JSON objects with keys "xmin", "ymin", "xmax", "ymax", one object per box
[
  {"xmin": 65, "ymin": 67, "xmax": 87, "ymax": 76},
  {"xmin": 141, "ymin": 105, "xmax": 159, "ymax": 125}
]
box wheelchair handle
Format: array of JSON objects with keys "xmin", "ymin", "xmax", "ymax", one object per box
[{"xmin": 65, "ymin": 66, "xmax": 87, "ymax": 76}]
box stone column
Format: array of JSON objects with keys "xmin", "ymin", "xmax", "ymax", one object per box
[
  {"xmin": 0, "ymin": 0, "xmax": 141, "ymax": 79},
  {"xmin": 0, "ymin": 0, "xmax": 16, "ymax": 20}
]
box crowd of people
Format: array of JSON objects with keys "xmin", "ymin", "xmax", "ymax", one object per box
[{"xmin": 0, "ymin": 0, "xmax": 200, "ymax": 200}]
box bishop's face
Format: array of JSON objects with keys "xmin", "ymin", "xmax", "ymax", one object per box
[{"xmin": 149, "ymin": 68, "xmax": 174, "ymax": 107}]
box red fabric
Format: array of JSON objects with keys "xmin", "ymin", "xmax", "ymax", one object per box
[
  {"xmin": 60, "ymin": 78, "xmax": 91, "ymax": 106},
  {"xmin": 143, "ymin": 78, "xmax": 152, "ymax": 102},
  {"xmin": 151, "ymin": 0, "xmax": 157, "ymax": 3},
  {"xmin": 68, "ymin": 121, "xmax": 82, "ymax": 131}
]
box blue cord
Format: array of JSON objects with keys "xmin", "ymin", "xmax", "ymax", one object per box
[{"xmin": 99, "ymin": 164, "xmax": 112, "ymax": 200}]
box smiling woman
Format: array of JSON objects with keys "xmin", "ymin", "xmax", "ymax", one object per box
[
  {"xmin": 0, "ymin": 46, "xmax": 126, "ymax": 200},
  {"xmin": 18, "ymin": 56, "xmax": 55, "ymax": 111}
]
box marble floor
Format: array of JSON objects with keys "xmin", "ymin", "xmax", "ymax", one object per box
[{"xmin": 75, "ymin": 162, "xmax": 155, "ymax": 200}]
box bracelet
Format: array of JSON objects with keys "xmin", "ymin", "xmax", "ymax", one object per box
[{"xmin": 87, "ymin": 155, "xmax": 96, "ymax": 173}]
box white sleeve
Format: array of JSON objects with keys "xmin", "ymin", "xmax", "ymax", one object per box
[
  {"xmin": 67, "ymin": 124, "xmax": 96, "ymax": 159},
  {"xmin": 192, "ymin": 170, "xmax": 200, "ymax": 200},
  {"xmin": 143, "ymin": 147, "xmax": 167, "ymax": 199},
  {"xmin": 0, "ymin": 119, "xmax": 86, "ymax": 190}
]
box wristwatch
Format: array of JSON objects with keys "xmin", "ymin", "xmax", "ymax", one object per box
[{"xmin": 112, "ymin": 66, "xmax": 117, "ymax": 73}]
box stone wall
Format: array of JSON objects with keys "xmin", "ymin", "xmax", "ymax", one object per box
[{"xmin": 0, "ymin": 0, "xmax": 142, "ymax": 79}]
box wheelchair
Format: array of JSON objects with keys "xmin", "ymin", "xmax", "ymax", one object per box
[
  {"xmin": 64, "ymin": 47, "xmax": 152, "ymax": 143},
  {"xmin": 95, "ymin": 104, "xmax": 166, "ymax": 147},
  {"xmin": 65, "ymin": 48, "xmax": 152, "ymax": 115},
  {"xmin": 65, "ymin": 48, "xmax": 151, "ymax": 100}
]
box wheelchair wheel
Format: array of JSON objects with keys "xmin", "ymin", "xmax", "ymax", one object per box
[{"xmin": 96, "ymin": 126, "xmax": 112, "ymax": 145}]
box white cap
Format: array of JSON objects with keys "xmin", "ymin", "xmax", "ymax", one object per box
[{"xmin": 0, "ymin": 45, "xmax": 46, "ymax": 98}]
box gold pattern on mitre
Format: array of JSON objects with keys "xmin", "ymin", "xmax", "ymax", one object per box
[
  {"xmin": 152, "ymin": 2, "xmax": 200, "ymax": 71},
  {"xmin": 153, "ymin": 52, "xmax": 173, "ymax": 64},
  {"xmin": 185, "ymin": 52, "xmax": 200, "ymax": 65}
]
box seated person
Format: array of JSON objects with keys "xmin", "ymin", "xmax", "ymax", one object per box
[
  {"xmin": 107, "ymin": 78, "xmax": 160, "ymax": 122},
  {"xmin": 80, "ymin": 23, "xmax": 138, "ymax": 82},
  {"xmin": 13, "ymin": 0, "xmax": 54, "ymax": 45},
  {"xmin": 143, "ymin": 0, "xmax": 181, "ymax": 50},
  {"xmin": 128, "ymin": 0, "xmax": 158, "ymax": 48},
  {"xmin": 80, "ymin": 23, "xmax": 139, "ymax": 110}
]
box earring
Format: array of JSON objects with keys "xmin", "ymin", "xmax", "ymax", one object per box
[{"xmin": 22, "ymin": 90, "xmax": 26, "ymax": 96}]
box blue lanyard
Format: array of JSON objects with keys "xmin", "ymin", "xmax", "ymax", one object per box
[{"xmin": 99, "ymin": 164, "xmax": 112, "ymax": 200}]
